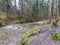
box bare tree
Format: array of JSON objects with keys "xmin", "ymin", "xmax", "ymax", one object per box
[
  {"xmin": 57, "ymin": 0, "xmax": 59, "ymax": 16},
  {"xmin": 21, "ymin": 0, "xmax": 24, "ymax": 17},
  {"xmin": 52, "ymin": 0, "xmax": 58, "ymax": 26},
  {"xmin": 53, "ymin": 0, "xmax": 57, "ymax": 18},
  {"xmin": 48, "ymin": 0, "xmax": 52, "ymax": 19}
]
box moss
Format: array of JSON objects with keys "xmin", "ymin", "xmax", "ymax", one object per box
[
  {"xmin": 21, "ymin": 25, "xmax": 44, "ymax": 45},
  {"xmin": 21, "ymin": 30, "xmax": 39, "ymax": 45},
  {"xmin": 52, "ymin": 32, "xmax": 60, "ymax": 40}
]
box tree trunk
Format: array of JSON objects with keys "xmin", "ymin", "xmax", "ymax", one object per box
[
  {"xmin": 52, "ymin": 0, "xmax": 58, "ymax": 26},
  {"xmin": 57, "ymin": 0, "xmax": 59, "ymax": 16},
  {"xmin": 21, "ymin": 0, "xmax": 24, "ymax": 18},
  {"xmin": 53, "ymin": 0, "xmax": 57, "ymax": 19},
  {"xmin": 48, "ymin": 0, "xmax": 52, "ymax": 19},
  {"xmin": 14, "ymin": 0, "xmax": 16, "ymax": 14}
]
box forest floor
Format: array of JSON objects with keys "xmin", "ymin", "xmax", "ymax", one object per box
[{"xmin": 0, "ymin": 21, "xmax": 60, "ymax": 45}]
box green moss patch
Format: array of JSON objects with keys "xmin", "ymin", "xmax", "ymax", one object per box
[
  {"xmin": 52, "ymin": 32, "xmax": 60, "ymax": 41},
  {"xmin": 21, "ymin": 25, "xmax": 44, "ymax": 45}
]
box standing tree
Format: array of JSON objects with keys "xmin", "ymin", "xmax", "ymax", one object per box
[
  {"xmin": 48, "ymin": 0, "xmax": 52, "ymax": 19},
  {"xmin": 40, "ymin": 0, "xmax": 44, "ymax": 19},
  {"xmin": 21, "ymin": 0, "xmax": 24, "ymax": 18},
  {"xmin": 53, "ymin": 0, "xmax": 57, "ymax": 18},
  {"xmin": 32, "ymin": 0, "xmax": 38, "ymax": 20},
  {"xmin": 52, "ymin": 0, "xmax": 58, "ymax": 26},
  {"xmin": 14, "ymin": 0, "xmax": 17, "ymax": 14}
]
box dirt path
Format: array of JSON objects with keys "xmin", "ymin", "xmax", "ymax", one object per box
[
  {"xmin": 28, "ymin": 25, "xmax": 60, "ymax": 45},
  {"xmin": 0, "ymin": 22, "xmax": 60, "ymax": 45},
  {"xmin": 0, "ymin": 24, "xmax": 27, "ymax": 45},
  {"xmin": 0, "ymin": 23, "xmax": 41, "ymax": 45}
]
